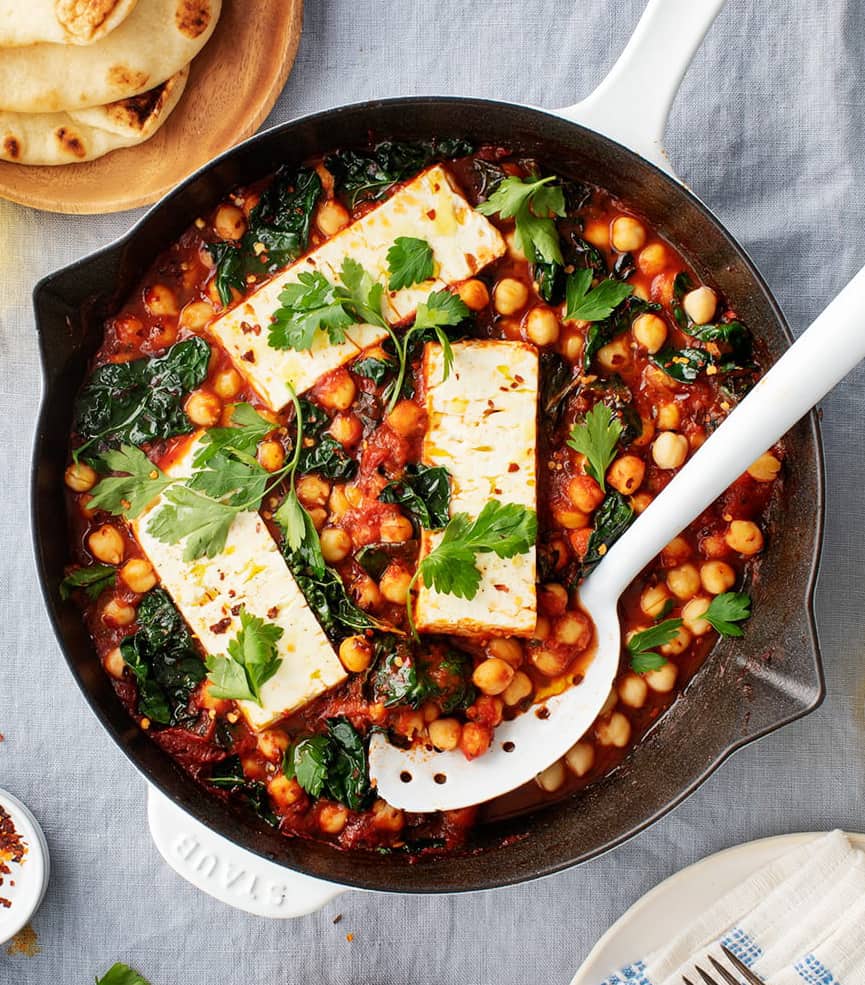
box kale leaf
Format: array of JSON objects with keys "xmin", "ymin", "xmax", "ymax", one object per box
[
  {"xmin": 284, "ymin": 717, "xmax": 371, "ymax": 811},
  {"xmin": 379, "ymin": 464, "xmax": 451, "ymax": 530}
]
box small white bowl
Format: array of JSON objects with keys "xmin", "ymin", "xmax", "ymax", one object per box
[{"xmin": 0, "ymin": 788, "xmax": 49, "ymax": 946}]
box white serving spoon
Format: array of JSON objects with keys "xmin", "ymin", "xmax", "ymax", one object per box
[{"xmin": 369, "ymin": 263, "xmax": 865, "ymax": 812}]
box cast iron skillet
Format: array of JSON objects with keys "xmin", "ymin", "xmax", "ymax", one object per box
[{"xmin": 31, "ymin": 98, "xmax": 825, "ymax": 893}]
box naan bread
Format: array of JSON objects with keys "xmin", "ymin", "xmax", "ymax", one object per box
[
  {"xmin": 0, "ymin": 0, "xmax": 138, "ymax": 47},
  {"xmin": 0, "ymin": 0, "xmax": 220, "ymax": 113},
  {"xmin": 0, "ymin": 67, "xmax": 187, "ymax": 165}
]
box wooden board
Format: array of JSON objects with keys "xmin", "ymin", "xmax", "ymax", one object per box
[{"xmin": 0, "ymin": 0, "xmax": 303, "ymax": 215}]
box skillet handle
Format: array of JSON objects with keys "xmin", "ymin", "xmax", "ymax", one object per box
[
  {"xmin": 555, "ymin": 0, "xmax": 726, "ymax": 176},
  {"xmin": 146, "ymin": 785, "xmax": 346, "ymax": 917}
]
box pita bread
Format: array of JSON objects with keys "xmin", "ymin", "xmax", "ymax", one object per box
[
  {"xmin": 0, "ymin": 66, "xmax": 187, "ymax": 165},
  {"xmin": 0, "ymin": 0, "xmax": 220, "ymax": 113},
  {"xmin": 0, "ymin": 0, "xmax": 139, "ymax": 47}
]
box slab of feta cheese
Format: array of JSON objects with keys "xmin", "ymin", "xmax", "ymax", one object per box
[
  {"xmin": 208, "ymin": 164, "xmax": 505, "ymax": 412},
  {"xmin": 414, "ymin": 340, "xmax": 538, "ymax": 638},
  {"xmin": 132, "ymin": 434, "xmax": 347, "ymax": 730}
]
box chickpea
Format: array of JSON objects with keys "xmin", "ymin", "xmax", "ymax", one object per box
[
  {"xmin": 308, "ymin": 507, "xmax": 328, "ymax": 531},
  {"xmin": 505, "ymin": 229, "xmax": 526, "ymax": 261},
  {"xmin": 102, "ymin": 597, "xmax": 136, "ymax": 628},
  {"xmin": 460, "ymin": 722, "xmax": 492, "ymax": 759},
  {"xmin": 316, "ymin": 199, "xmax": 350, "ymax": 237},
  {"xmin": 565, "ymin": 741, "xmax": 595, "ymax": 778},
  {"xmin": 317, "ymin": 369, "xmax": 356, "ymax": 411},
  {"xmin": 539, "ymin": 582, "xmax": 568, "ymax": 616},
  {"xmin": 144, "ymin": 283, "xmax": 178, "ymax": 317},
  {"xmin": 640, "ymin": 583, "xmax": 671, "ymax": 618},
  {"xmin": 185, "ymin": 389, "xmax": 222, "ymax": 427},
  {"xmin": 656, "ymin": 402, "xmax": 681, "ymax": 431},
  {"xmin": 371, "ymin": 800, "xmax": 404, "ymax": 833},
  {"xmin": 257, "ymin": 729, "xmax": 289, "ymax": 762},
  {"xmin": 701, "ymin": 531, "xmax": 731, "ymax": 559},
  {"xmin": 397, "ymin": 710, "xmax": 424, "ymax": 739},
  {"xmin": 596, "ymin": 711, "xmax": 632, "ymax": 748},
  {"xmin": 257, "ymin": 438, "xmax": 285, "ymax": 472},
  {"xmin": 120, "ymin": 558, "xmax": 157, "ymax": 594},
  {"xmin": 637, "ymin": 243, "xmax": 668, "ymax": 277},
  {"xmin": 88, "ymin": 525, "xmax": 125, "ymax": 565},
  {"xmin": 554, "ymin": 508, "xmax": 590, "ymax": 530},
  {"xmin": 498, "ymin": 316, "xmax": 523, "ymax": 340},
  {"xmin": 212, "ymin": 367, "xmax": 241, "ymax": 399},
  {"xmin": 380, "ymin": 513, "xmax": 413, "ymax": 543},
  {"xmin": 380, "ymin": 565, "xmax": 412, "ymax": 604},
  {"xmin": 197, "ymin": 680, "xmax": 231, "ymax": 713},
  {"xmin": 645, "ymin": 661, "xmax": 678, "ymax": 693},
  {"xmin": 329, "ymin": 412, "xmax": 363, "ymax": 447},
  {"xmin": 338, "ymin": 634, "xmax": 373, "ymax": 673},
  {"xmin": 429, "ymin": 717, "xmax": 462, "ymax": 751},
  {"xmin": 596, "ymin": 337, "xmax": 631, "ymax": 373},
  {"xmin": 457, "ymin": 278, "xmax": 490, "ymax": 311},
  {"xmin": 344, "ymin": 484, "xmax": 364, "ymax": 508},
  {"xmin": 328, "ymin": 484, "xmax": 350, "ymax": 517},
  {"xmin": 352, "ymin": 575, "xmax": 382, "ymax": 610},
  {"xmin": 663, "ymin": 535, "xmax": 692, "ymax": 564},
  {"xmin": 555, "ymin": 611, "xmax": 592, "ymax": 648},
  {"xmin": 660, "ymin": 625, "xmax": 692, "ymax": 656},
  {"xmin": 632, "ymin": 312, "xmax": 668, "ymax": 353},
  {"xmin": 631, "ymin": 491, "xmax": 653, "ymax": 513},
  {"xmin": 296, "ymin": 474, "xmax": 330, "ymax": 508},
  {"xmin": 631, "ymin": 417, "xmax": 655, "ymax": 448},
  {"xmin": 619, "ymin": 673, "xmax": 648, "ymax": 709},
  {"xmin": 725, "ymin": 520, "xmax": 763, "ymax": 555},
  {"xmin": 747, "ymin": 453, "xmax": 781, "ymax": 483},
  {"xmin": 700, "ymin": 560, "xmax": 736, "ymax": 595},
  {"xmin": 488, "ymin": 638, "xmax": 523, "ymax": 667},
  {"xmin": 533, "ymin": 616, "xmax": 552, "ymax": 642},
  {"xmin": 535, "ymin": 760, "xmax": 566, "ymax": 793},
  {"xmin": 268, "ymin": 774, "xmax": 303, "ymax": 810},
  {"xmin": 682, "ymin": 596, "xmax": 712, "ymax": 635},
  {"xmin": 103, "ymin": 646, "xmax": 126, "ymax": 680},
  {"xmin": 179, "ymin": 300, "xmax": 214, "ymax": 331},
  {"xmin": 421, "ymin": 701, "xmax": 440, "ymax": 724},
  {"xmin": 386, "ymin": 399, "xmax": 425, "ymax": 438},
  {"xmin": 65, "ymin": 461, "xmax": 98, "ymax": 493},
  {"xmin": 526, "ymin": 306, "xmax": 560, "ymax": 346},
  {"xmin": 666, "ymin": 562, "xmax": 701, "ymax": 600},
  {"xmin": 320, "ymin": 527, "xmax": 352, "ymax": 563},
  {"xmin": 611, "ymin": 216, "xmax": 647, "ymax": 252},
  {"xmin": 472, "ymin": 657, "xmax": 515, "ymax": 696},
  {"xmin": 582, "ymin": 219, "xmax": 610, "ymax": 248},
  {"xmin": 502, "ymin": 671, "xmax": 533, "ymax": 706},
  {"xmin": 318, "ymin": 804, "xmax": 348, "ymax": 835},
  {"xmin": 561, "ymin": 333, "xmax": 584, "ymax": 363},
  {"xmin": 493, "ymin": 277, "xmax": 529, "ymax": 316},
  {"xmin": 683, "ymin": 285, "xmax": 717, "ymax": 325},
  {"xmin": 530, "ymin": 644, "xmax": 570, "ymax": 678},
  {"xmin": 568, "ymin": 474, "xmax": 605, "ymax": 513},
  {"xmin": 213, "ymin": 203, "xmax": 247, "ymax": 241},
  {"xmin": 652, "ymin": 431, "xmax": 689, "ymax": 469},
  {"xmin": 607, "ymin": 455, "xmax": 646, "ymax": 496}
]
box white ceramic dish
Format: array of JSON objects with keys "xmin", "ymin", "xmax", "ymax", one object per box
[
  {"xmin": 570, "ymin": 830, "xmax": 865, "ymax": 985},
  {"xmin": 0, "ymin": 788, "xmax": 49, "ymax": 945}
]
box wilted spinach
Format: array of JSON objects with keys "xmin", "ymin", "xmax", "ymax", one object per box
[
  {"xmin": 379, "ymin": 464, "xmax": 451, "ymax": 530},
  {"xmin": 297, "ymin": 434, "xmax": 357, "ymax": 481},
  {"xmin": 583, "ymin": 296, "xmax": 663, "ymax": 372},
  {"xmin": 121, "ymin": 589, "xmax": 206, "ymax": 726},
  {"xmin": 209, "ymin": 167, "xmax": 322, "ymax": 305},
  {"xmin": 284, "ymin": 717, "xmax": 371, "ymax": 810},
  {"xmin": 74, "ymin": 337, "xmax": 210, "ymax": 452},
  {"xmin": 352, "ymin": 355, "xmax": 394, "ymax": 386},
  {"xmin": 580, "ymin": 492, "xmax": 634, "ymax": 575},
  {"xmin": 208, "ymin": 755, "xmax": 279, "ymax": 827},
  {"xmin": 372, "ymin": 635, "xmax": 440, "ymax": 708},
  {"xmin": 650, "ymin": 346, "xmax": 710, "ymax": 383},
  {"xmin": 671, "ymin": 272, "xmax": 695, "ymax": 328},
  {"xmin": 437, "ymin": 649, "xmax": 476, "ymax": 713},
  {"xmin": 326, "ymin": 138, "xmax": 473, "ymax": 208}
]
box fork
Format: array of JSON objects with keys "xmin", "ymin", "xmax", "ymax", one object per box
[{"xmin": 682, "ymin": 944, "xmax": 766, "ymax": 985}]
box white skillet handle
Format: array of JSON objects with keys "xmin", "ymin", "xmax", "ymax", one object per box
[
  {"xmin": 146, "ymin": 785, "xmax": 345, "ymax": 917},
  {"xmin": 586, "ymin": 264, "xmax": 865, "ymax": 604},
  {"xmin": 556, "ymin": 0, "xmax": 726, "ymax": 176}
]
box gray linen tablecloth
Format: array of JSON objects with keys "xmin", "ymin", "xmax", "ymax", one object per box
[{"xmin": 2, "ymin": 2, "xmax": 864, "ymax": 982}]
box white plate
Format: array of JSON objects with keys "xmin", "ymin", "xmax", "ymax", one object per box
[
  {"xmin": 570, "ymin": 830, "xmax": 865, "ymax": 985},
  {"xmin": 0, "ymin": 788, "xmax": 50, "ymax": 945}
]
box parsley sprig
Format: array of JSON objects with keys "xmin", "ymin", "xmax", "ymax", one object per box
[
  {"xmin": 59, "ymin": 564, "xmax": 116, "ymax": 602},
  {"xmin": 627, "ymin": 618, "xmax": 683, "ymax": 673},
  {"xmin": 386, "ymin": 236, "xmax": 435, "ymax": 290},
  {"xmin": 565, "ymin": 268, "xmax": 633, "ymax": 322},
  {"xmin": 205, "ymin": 609, "xmax": 284, "ymax": 705},
  {"xmin": 476, "ymin": 175, "xmax": 566, "ymax": 264},
  {"xmin": 95, "ymin": 964, "xmax": 151, "ymax": 985},
  {"xmin": 567, "ymin": 403, "xmax": 623, "ymax": 492},
  {"xmin": 406, "ymin": 500, "xmax": 537, "ymax": 636},
  {"xmin": 704, "ymin": 591, "xmax": 751, "ymax": 636}
]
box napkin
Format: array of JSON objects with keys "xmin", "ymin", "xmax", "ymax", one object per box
[{"xmin": 599, "ymin": 830, "xmax": 865, "ymax": 985}]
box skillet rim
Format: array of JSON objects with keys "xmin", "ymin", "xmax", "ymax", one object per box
[{"xmin": 30, "ymin": 95, "xmax": 826, "ymax": 893}]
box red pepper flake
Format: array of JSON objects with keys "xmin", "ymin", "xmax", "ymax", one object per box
[
  {"xmin": 507, "ymin": 463, "xmax": 519, "ymax": 473},
  {"xmin": 426, "ymin": 209, "xmax": 436, "ymax": 220},
  {"xmin": 346, "ymin": 933, "xmax": 354, "ymax": 943},
  {"xmin": 242, "ymin": 350, "xmax": 255, "ymax": 363},
  {"xmin": 240, "ymin": 321, "xmax": 261, "ymax": 336},
  {"xmin": 209, "ymin": 617, "xmax": 232, "ymax": 635},
  {"xmin": 266, "ymin": 606, "xmax": 279, "ymax": 619},
  {"xmin": 0, "ymin": 804, "xmax": 27, "ymax": 910}
]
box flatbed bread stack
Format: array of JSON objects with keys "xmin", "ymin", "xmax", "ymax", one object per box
[{"xmin": 0, "ymin": 0, "xmax": 221, "ymax": 165}]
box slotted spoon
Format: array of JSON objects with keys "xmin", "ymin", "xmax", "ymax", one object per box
[{"xmin": 369, "ymin": 262, "xmax": 865, "ymax": 812}]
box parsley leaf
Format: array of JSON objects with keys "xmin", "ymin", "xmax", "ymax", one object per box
[
  {"xmin": 192, "ymin": 403, "xmax": 274, "ymax": 468},
  {"xmin": 476, "ymin": 175, "xmax": 566, "ymax": 265},
  {"xmin": 387, "ymin": 236, "xmax": 434, "ymax": 290},
  {"xmin": 565, "ymin": 270, "xmax": 633, "ymax": 322},
  {"xmin": 567, "ymin": 404, "xmax": 623, "ymax": 492},
  {"xmin": 285, "ymin": 735, "xmax": 330, "ymax": 796},
  {"xmin": 284, "ymin": 717, "xmax": 371, "ymax": 810},
  {"xmin": 205, "ymin": 609, "xmax": 284, "ymax": 706},
  {"xmin": 379, "ymin": 463, "xmax": 451, "ymax": 529},
  {"xmin": 703, "ymin": 591, "xmax": 751, "ymax": 637},
  {"xmin": 60, "ymin": 564, "xmax": 116, "ymax": 601},
  {"xmin": 95, "ymin": 964, "xmax": 151, "ymax": 985},
  {"xmin": 627, "ymin": 618, "xmax": 683, "ymax": 673},
  {"xmin": 87, "ymin": 446, "xmax": 175, "ymax": 519},
  {"xmin": 148, "ymin": 485, "xmax": 241, "ymax": 561}
]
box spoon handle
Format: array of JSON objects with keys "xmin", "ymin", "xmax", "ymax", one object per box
[{"xmin": 582, "ymin": 263, "xmax": 865, "ymax": 604}]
